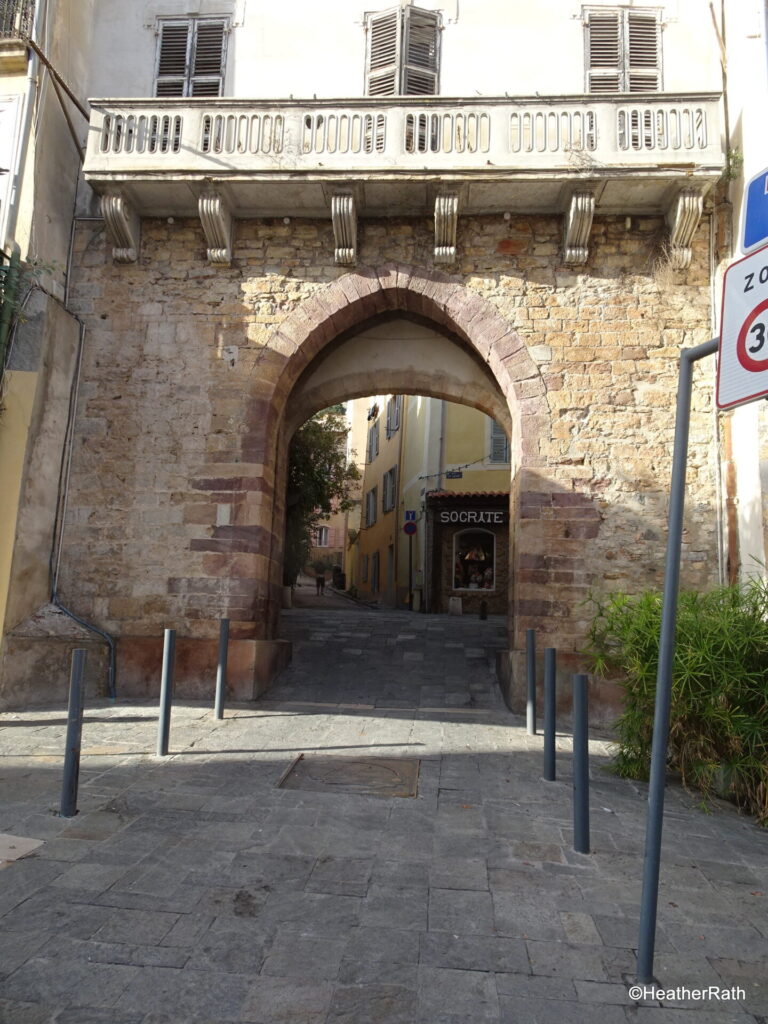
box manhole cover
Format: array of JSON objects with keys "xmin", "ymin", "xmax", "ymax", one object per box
[{"xmin": 278, "ymin": 754, "xmax": 420, "ymax": 798}]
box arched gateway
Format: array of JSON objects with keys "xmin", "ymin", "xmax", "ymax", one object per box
[{"xmin": 259, "ymin": 262, "xmax": 553, "ymax": 700}]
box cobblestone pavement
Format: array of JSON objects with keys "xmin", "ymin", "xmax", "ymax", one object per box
[{"xmin": 0, "ymin": 607, "xmax": 765, "ymax": 1023}]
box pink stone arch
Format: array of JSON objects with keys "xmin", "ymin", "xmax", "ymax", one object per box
[{"xmin": 272, "ymin": 261, "xmax": 550, "ymax": 465}]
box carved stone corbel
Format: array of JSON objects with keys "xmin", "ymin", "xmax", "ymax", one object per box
[
  {"xmin": 331, "ymin": 193, "xmax": 357, "ymax": 266},
  {"xmin": 434, "ymin": 194, "xmax": 459, "ymax": 265},
  {"xmin": 563, "ymin": 191, "xmax": 595, "ymax": 266},
  {"xmin": 101, "ymin": 193, "xmax": 140, "ymax": 263},
  {"xmin": 665, "ymin": 188, "xmax": 704, "ymax": 270},
  {"xmin": 199, "ymin": 192, "xmax": 233, "ymax": 265}
]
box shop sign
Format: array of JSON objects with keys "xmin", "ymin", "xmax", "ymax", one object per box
[{"xmin": 439, "ymin": 510, "xmax": 506, "ymax": 525}]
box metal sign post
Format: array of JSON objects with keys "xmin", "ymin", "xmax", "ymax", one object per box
[
  {"xmin": 636, "ymin": 337, "xmax": 718, "ymax": 983},
  {"xmin": 403, "ymin": 520, "xmax": 417, "ymax": 610}
]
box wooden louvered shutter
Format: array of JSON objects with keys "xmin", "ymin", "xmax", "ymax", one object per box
[
  {"xmin": 190, "ymin": 20, "xmax": 227, "ymax": 96},
  {"xmin": 586, "ymin": 11, "xmax": 621, "ymax": 93},
  {"xmin": 366, "ymin": 8, "xmax": 400, "ymax": 96},
  {"xmin": 155, "ymin": 21, "xmax": 190, "ymax": 97},
  {"xmin": 489, "ymin": 421, "xmax": 509, "ymax": 463},
  {"xmin": 627, "ymin": 12, "xmax": 660, "ymax": 91},
  {"xmin": 402, "ymin": 6, "xmax": 440, "ymax": 95}
]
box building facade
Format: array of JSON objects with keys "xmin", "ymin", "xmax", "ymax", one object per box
[
  {"xmin": 0, "ymin": 0, "xmax": 766, "ymax": 717},
  {"xmin": 356, "ymin": 392, "xmax": 511, "ymax": 612}
]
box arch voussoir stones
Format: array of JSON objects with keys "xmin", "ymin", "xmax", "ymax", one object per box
[{"xmin": 273, "ymin": 262, "xmax": 550, "ymax": 462}]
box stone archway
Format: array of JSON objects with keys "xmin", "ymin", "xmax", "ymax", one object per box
[{"xmin": 262, "ymin": 261, "xmax": 551, "ymax": 682}]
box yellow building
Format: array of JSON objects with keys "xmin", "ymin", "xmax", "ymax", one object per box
[
  {"xmin": 358, "ymin": 395, "xmax": 510, "ymax": 611},
  {"xmin": 356, "ymin": 396, "xmax": 403, "ymax": 605}
]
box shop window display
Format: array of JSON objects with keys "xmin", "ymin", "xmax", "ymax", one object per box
[{"xmin": 453, "ymin": 530, "xmax": 495, "ymax": 590}]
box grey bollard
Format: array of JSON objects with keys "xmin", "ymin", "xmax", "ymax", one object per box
[
  {"xmin": 157, "ymin": 629, "xmax": 176, "ymax": 756},
  {"xmin": 572, "ymin": 673, "xmax": 590, "ymax": 854},
  {"xmin": 526, "ymin": 628, "xmax": 536, "ymax": 735},
  {"xmin": 543, "ymin": 648, "xmax": 556, "ymax": 781},
  {"xmin": 214, "ymin": 617, "xmax": 230, "ymax": 720},
  {"xmin": 60, "ymin": 649, "xmax": 87, "ymax": 817}
]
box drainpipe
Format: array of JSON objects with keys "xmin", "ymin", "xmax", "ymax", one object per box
[{"xmin": 436, "ymin": 398, "xmax": 446, "ymax": 491}]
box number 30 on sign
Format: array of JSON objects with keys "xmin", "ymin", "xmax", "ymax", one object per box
[{"xmin": 718, "ymin": 244, "xmax": 768, "ymax": 409}]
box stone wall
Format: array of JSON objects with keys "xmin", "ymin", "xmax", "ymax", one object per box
[{"xmin": 44, "ymin": 210, "xmax": 719, "ymax": 705}]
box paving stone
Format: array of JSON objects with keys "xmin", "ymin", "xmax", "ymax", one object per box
[
  {"xmin": 359, "ymin": 885, "xmax": 428, "ymax": 931},
  {"xmin": 114, "ymin": 966, "xmax": 251, "ymax": 1019},
  {"xmin": 418, "ymin": 966, "xmax": 499, "ymax": 1020},
  {"xmin": 305, "ymin": 855, "xmax": 373, "ymax": 896},
  {"xmin": 262, "ymin": 934, "xmax": 347, "ymax": 980},
  {"xmin": 493, "ymin": 895, "xmax": 566, "ymax": 941},
  {"xmin": 326, "ymin": 983, "xmax": 418, "ymax": 1023},
  {"xmin": 185, "ymin": 927, "xmax": 271, "ymax": 974},
  {"xmin": 370, "ymin": 860, "xmax": 429, "ymax": 891},
  {"xmin": 498, "ymin": 994, "xmax": 627, "ymax": 1023},
  {"xmin": 572, "ymin": 979, "xmax": 631, "ymax": 1003},
  {"xmin": 37, "ymin": 935, "xmax": 189, "ymax": 969},
  {"xmin": 420, "ymin": 932, "xmax": 528, "ymax": 973},
  {"xmin": 430, "ymin": 857, "xmax": 488, "ymax": 891},
  {"xmin": 55, "ymin": 1009, "xmax": 145, "ymax": 1023},
  {"xmin": 49, "ymin": 862, "xmax": 129, "ymax": 893},
  {"xmin": 258, "ymin": 892, "xmax": 362, "ymax": 935},
  {"xmin": 243, "ymin": 977, "xmax": 333, "ymax": 1024},
  {"xmin": 341, "ymin": 926, "xmax": 420, "ymax": 966},
  {"xmin": 525, "ymin": 939, "xmax": 610, "ymax": 981},
  {"xmin": 0, "ymin": 957, "xmax": 138, "ymax": 1008},
  {"xmin": 428, "ymin": 888, "xmax": 495, "ymax": 934},
  {"xmin": 91, "ymin": 908, "xmax": 179, "ymax": 946},
  {"xmin": 0, "ymin": 1000, "xmax": 57, "ymax": 1024},
  {"xmin": 560, "ymin": 911, "xmax": 603, "ymax": 945}
]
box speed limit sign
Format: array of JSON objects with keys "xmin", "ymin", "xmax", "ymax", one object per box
[{"xmin": 717, "ymin": 243, "xmax": 768, "ymax": 409}]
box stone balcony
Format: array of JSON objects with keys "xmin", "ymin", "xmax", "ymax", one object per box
[{"xmin": 84, "ymin": 94, "xmax": 725, "ymax": 268}]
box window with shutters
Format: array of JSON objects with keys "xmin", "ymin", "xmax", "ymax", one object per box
[
  {"xmin": 367, "ymin": 420, "xmax": 380, "ymax": 462},
  {"xmin": 365, "ymin": 487, "xmax": 378, "ymax": 527},
  {"xmin": 382, "ymin": 466, "xmax": 398, "ymax": 513},
  {"xmin": 365, "ymin": 5, "xmax": 441, "ymax": 96},
  {"xmin": 385, "ymin": 395, "xmax": 402, "ymax": 438},
  {"xmin": 155, "ymin": 17, "xmax": 228, "ymax": 98},
  {"xmin": 315, "ymin": 526, "xmax": 330, "ymax": 547},
  {"xmin": 488, "ymin": 420, "xmax": 510, "ymax": 465},
  {"xmin": 584, "ymin": 7, "xmax": 662, "ymax": 93}
]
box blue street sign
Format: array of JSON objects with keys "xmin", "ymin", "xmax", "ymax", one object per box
[
  {"xmin": 404, "ymin": 510, "xmax": 416, "ymax": 521},
  {"xmin": 743, "ymin": 168, "xmax": 768, "ymax": 254}
]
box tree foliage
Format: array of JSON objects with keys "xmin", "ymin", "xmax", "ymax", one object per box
[{"xmin": 283, "ymin": 405, "xmax": 360, "ymax": 585}]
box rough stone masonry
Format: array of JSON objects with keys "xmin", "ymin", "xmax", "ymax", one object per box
[{"xmin": 1, "ymin": 210, "xmax": 720, "ymax": 713}]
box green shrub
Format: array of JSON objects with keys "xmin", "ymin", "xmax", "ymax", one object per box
[{"xmin": 586, "ymin": 579, "xmax": 768, "ymax": 824}]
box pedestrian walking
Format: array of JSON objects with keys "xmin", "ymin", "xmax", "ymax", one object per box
[{"xmin": 316, "ymin": 573, "xmax": 325, "ymax": 596}]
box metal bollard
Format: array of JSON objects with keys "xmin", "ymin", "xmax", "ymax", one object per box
[
  {"xmin": 214, "ymin": 617, "xmax": 230, "ymax": 720},
  {"xmin": 157, "ymin": 629, "xmax": 176, "ymax": 756},
  {"xmin": 572, "ymin": 673, "xmax": 590, "ymax": 854},
  {"xmin": 526, "ymin": 628, "xmax": 537, "ymax": 735},
  {"xmin": 543, "ymin": 647, "xmax": 556, "ymax": 781},
  {"xmin": 60, "ymin": 648, "xmax": 87, "ymax": 817}
]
